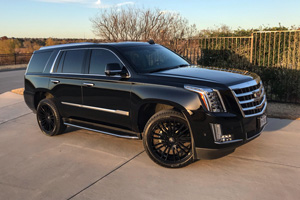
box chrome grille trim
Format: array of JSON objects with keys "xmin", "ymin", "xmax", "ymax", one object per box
[{"xmin": 229, "ymin": 80, "xmax": 267, "ymax": 118}]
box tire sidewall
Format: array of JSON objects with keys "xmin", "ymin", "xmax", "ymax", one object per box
[
  {"xmin": 143, "ymin": 110, "xmax": 193, "ymax": 168},
  {"xmin": 36, "ymin": 98, "xmax": 64, "ymax": 136}
]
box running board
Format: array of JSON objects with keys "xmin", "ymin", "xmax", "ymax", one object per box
[{"xmin": 64, "ymin": 122, "xmax": 139, "ymax": 139}]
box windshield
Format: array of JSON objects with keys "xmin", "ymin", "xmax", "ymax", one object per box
[{"xmin": 119, "ymin": 45, "xmax": 189, "ymax": 73}]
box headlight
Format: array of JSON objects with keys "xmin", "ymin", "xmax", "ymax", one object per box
[{"xmin": 184, "ymin": 85, "xmax": 226, "ymax": 112}]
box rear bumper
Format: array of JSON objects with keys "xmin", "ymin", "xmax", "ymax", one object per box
[{"xmin": 24, "ymin": 90, "xmax": 36, "ymax": 113}]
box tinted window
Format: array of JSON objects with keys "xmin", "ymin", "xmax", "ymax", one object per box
[
  {"xmin": 120, "ymin": 45, "xmax": 189, "ymax": 73},
  {"xmin": 55, "ymin": 51, "xmax": 66, "ymax": 73},
  {"xmin": 27, "ymin": 51, "xmax": 52, "ymax": 73},
  {"xmin": 89, "ymin": 49, "xmax": 122, "ymax": 75},
  {"xmin": 61, "ymin": 50, "xmax": 86, "ymax": 73}
]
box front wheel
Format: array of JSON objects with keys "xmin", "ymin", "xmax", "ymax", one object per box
[
  {"xmin": 36, "ymin": 98, "xmax": 66, "ymax": 136},
  {"xmin": 143, "ymin": 110, "xmax": 193, "ymax": 168}
]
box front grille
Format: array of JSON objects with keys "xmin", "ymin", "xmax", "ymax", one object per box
[{"xmin": 230, "ymin": 80, "xmax": 267, "ymax": 117}]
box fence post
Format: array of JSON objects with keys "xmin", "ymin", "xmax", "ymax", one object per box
[
  {"xmin": 250, "ymin": 33, "xmax": 254, "ymax": 63},
  {"xmin": 14, "ymin": 53, "xmax": 17, "ymax": 65}
]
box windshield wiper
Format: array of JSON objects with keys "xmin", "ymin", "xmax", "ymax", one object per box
[{"xmin": 149, "ymin": 64, "xmax": 190, "ymax": 73}]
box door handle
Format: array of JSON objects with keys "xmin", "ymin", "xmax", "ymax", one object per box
[
  {"xmin": 51, "ymin": 79, "xmax": 60, "ymax": 84},
  {"xmin": 83, "ymin": 82, "xmax": 95, "ymax": 87}
]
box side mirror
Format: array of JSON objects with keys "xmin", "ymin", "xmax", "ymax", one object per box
[{"xmin": 105, "ymin": 63, "xmax": 123, "ymax": 76}]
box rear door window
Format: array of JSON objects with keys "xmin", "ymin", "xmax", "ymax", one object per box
[
  {"xmin": 89, "ymin": 49, "xmax": 122, "ymax": 75},
  {"xmin": 62, "ymin": 50, "xmax": 86, "ymax": 73},
  {"xmin": 54, "ymin": 49, "xmax": 86, "ymax": 73}
]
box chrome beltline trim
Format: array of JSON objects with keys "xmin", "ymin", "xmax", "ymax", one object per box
[
  {"xmin": 64, "ymin": 123, "xmax": 138, "ymax": 139},
  {"xmin": 61, "ymin": 102, "xmax": 129, "ymax": 116}
]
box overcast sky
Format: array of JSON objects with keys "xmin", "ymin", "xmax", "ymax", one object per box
[{"xmin": 1, "ymin": 0, "xmax": 299, "ymax": 38}]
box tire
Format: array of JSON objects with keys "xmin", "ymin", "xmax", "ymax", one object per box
[
  {"xmin": 36, "ymin": 98, "xmax": 66, "ymax": 136},
  {"xmin": 143, "ymin": 110, "xmax": 193, "ymax": 168}
]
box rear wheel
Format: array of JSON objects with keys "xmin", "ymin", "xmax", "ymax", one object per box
[
  {"xmin": 143, "ymin": 110, "xmax": 193, "ymax": 168},
  {"xmin": 36, "ymin": 98, "xmax": 66, "ymax": 136}
]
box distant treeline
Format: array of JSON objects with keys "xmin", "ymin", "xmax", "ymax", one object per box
[
  {"xmin": 1, "ymin": 24, "xmax": 299, "ymax": 55},
  {"xmin": 0, "ymin": 36, "xmax": 106, "ymax": 54}
]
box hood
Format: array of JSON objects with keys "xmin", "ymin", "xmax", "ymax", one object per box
[{"xmin": 148, "ymin": 66, "xmax": 260, "ymax": 86}]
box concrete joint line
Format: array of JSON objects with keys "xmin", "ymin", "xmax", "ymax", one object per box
[
  {"xmin": 67, "ymin": 150, "xmax": 145, "ymax": 200},
  {"xmin": 0, "ymin": 112, "xmax": 32, "ymax": 126},
  {"xmin": 0, "ymin": 101, "xmax": 24, "ymax": 110},
  {"xmin": 229, "ymin": 155, "xmax": 300, "ymax": 169}
]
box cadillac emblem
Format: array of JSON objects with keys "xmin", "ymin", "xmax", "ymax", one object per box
[{"xmin": 253, "ymin": 90, "xmax": 261, "ymax": 98}]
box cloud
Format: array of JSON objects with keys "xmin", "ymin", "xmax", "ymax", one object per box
[
  {"xmin": 116, "ymin": 2, "xmax": 134, "ymax": 7},
  {"xmin": 35, "ymin": 0, "xmax": 135, "ymax": 8},
  {"xmin": 36, "ymin": 0, "xmax": 89, "ymax": 3}
]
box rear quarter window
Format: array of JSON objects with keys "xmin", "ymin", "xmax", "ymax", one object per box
[{"xmin": 27, "ymin": 51, "xmax": 53, "ymax": 73}]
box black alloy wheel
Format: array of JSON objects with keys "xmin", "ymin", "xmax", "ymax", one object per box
[
  {"xmin": 143, "ymin": 110, "xmax": 193, "ymax": 168},
  {"xmin": 37, "ymin": 98, "xmax": 66, "ymax": 136}
]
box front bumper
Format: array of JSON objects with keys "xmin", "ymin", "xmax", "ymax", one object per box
[{"xmin": 188, "ymin": 110, "xmax": 267, "ymax": 160}]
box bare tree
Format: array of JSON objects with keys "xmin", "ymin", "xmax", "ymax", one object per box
[{"xmin": 90, "ymin": 6, "xmax": 198, "ymax": 42}]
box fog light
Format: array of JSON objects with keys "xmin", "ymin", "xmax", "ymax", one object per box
[
  {"xmin": 210, "ymin": 123, "xmax": 222, "ymax": 142},
  {"xmin": 221, "ymin": 134, "xmax": 232, "ymax": 142},
  {"xmin": 210, "ymin": 123, "xmax": 233, "ymax": 143}
]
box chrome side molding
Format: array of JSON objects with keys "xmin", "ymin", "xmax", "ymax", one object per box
[{"xmin": 61, "ymin": 102, "xmax": 129, "ymax": 116}]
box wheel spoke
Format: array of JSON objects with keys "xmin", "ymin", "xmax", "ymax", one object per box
[
  {"xmin": 165, "ymin": 147, "xmax": 171, "ymax": 161},
  {"xmin": 178, "ymin": 142, "xmax": 190, "ymax": 152}
]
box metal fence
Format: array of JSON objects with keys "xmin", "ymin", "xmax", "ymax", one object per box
[
  {"xmin": 252, "ymin": 30, "xmax": 300, "ymax": 69},
  {"xmin": 164, "ymin": 30, "xmax": 300, "ymax": 104},
  {"xmin": 0, "ymin": 53, "xmax": 32, "ymax": 66}
]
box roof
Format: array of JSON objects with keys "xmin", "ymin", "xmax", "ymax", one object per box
[{"xmin": 39, "ymin": 41, "xmax": 153, "ymax": 51}]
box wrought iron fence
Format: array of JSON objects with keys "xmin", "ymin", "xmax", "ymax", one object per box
[{"xmin": 0, "ymin": 53, "xmax": 32, "ymax": 66}]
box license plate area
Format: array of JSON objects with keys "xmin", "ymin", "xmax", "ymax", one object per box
[{"xmin": 258, "ymin": 114, "xmax": 267, "ymax": 129}]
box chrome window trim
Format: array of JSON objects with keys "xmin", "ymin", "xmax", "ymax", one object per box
[
  {"xmin": 49, "ymin": 47, "xmax": 131, "ymax": 78},
  {"xmin": 61, "ymin": 102, "xmax": 129, "ymax": 116},
  {"xmin": 64, "ymin": 123, "xmax": 138, "ymax": 139}
]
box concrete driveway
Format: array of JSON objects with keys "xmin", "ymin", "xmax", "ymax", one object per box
[
  {"xmin": 0, "ymin": 92, "xmax": 299, "ymax": 200},
  {"xmin": 0, "ymin": 69, "xmax": 26, "ymax": 94}
]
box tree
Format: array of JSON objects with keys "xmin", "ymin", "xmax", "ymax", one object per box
[
  {"xmin": 90, "ymin": 6, "xmax": 198, "ymax": 42},
  {"xmin": 0, "ymin": 38, "xmax": 21, "ymax": 54},
  {"xmin": 45, "ymin": 38, "xmax": 57, "ymax": 46}
]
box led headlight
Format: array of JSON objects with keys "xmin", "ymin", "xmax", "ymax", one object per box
[{"xmin": 184, "ymin": 85, "xmax": 226, "ymax": 112}]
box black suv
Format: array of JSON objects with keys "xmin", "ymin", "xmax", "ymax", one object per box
[{"xmin": 24, "ymin": 41, "xmax": 267, "ymax": 168}]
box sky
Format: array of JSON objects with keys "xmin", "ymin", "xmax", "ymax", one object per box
[{"xmin": 0, "ymin": 0, "xmax": 300, "ymax": 39}]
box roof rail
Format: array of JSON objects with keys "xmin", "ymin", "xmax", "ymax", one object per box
[{"xmin": 39, "ymin": 42, "xmax": 94, "ymax": 50}]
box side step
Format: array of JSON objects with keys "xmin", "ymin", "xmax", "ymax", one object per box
[{"xmin": 64, "ymin": 122, "xmax": 139, "ymax": 139}]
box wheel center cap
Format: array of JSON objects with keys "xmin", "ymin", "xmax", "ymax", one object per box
[{"xmin": 169, "ymin": 137, "xmax": 175, "ymax": 143}]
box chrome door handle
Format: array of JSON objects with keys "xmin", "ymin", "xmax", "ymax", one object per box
[
  {"xmin": 51, "ymin": 79, "xmax": 60, "ymax": 84},
  {"xmin": 83, "ymin": 82, "xmax": 95, "ymax": 87}
]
